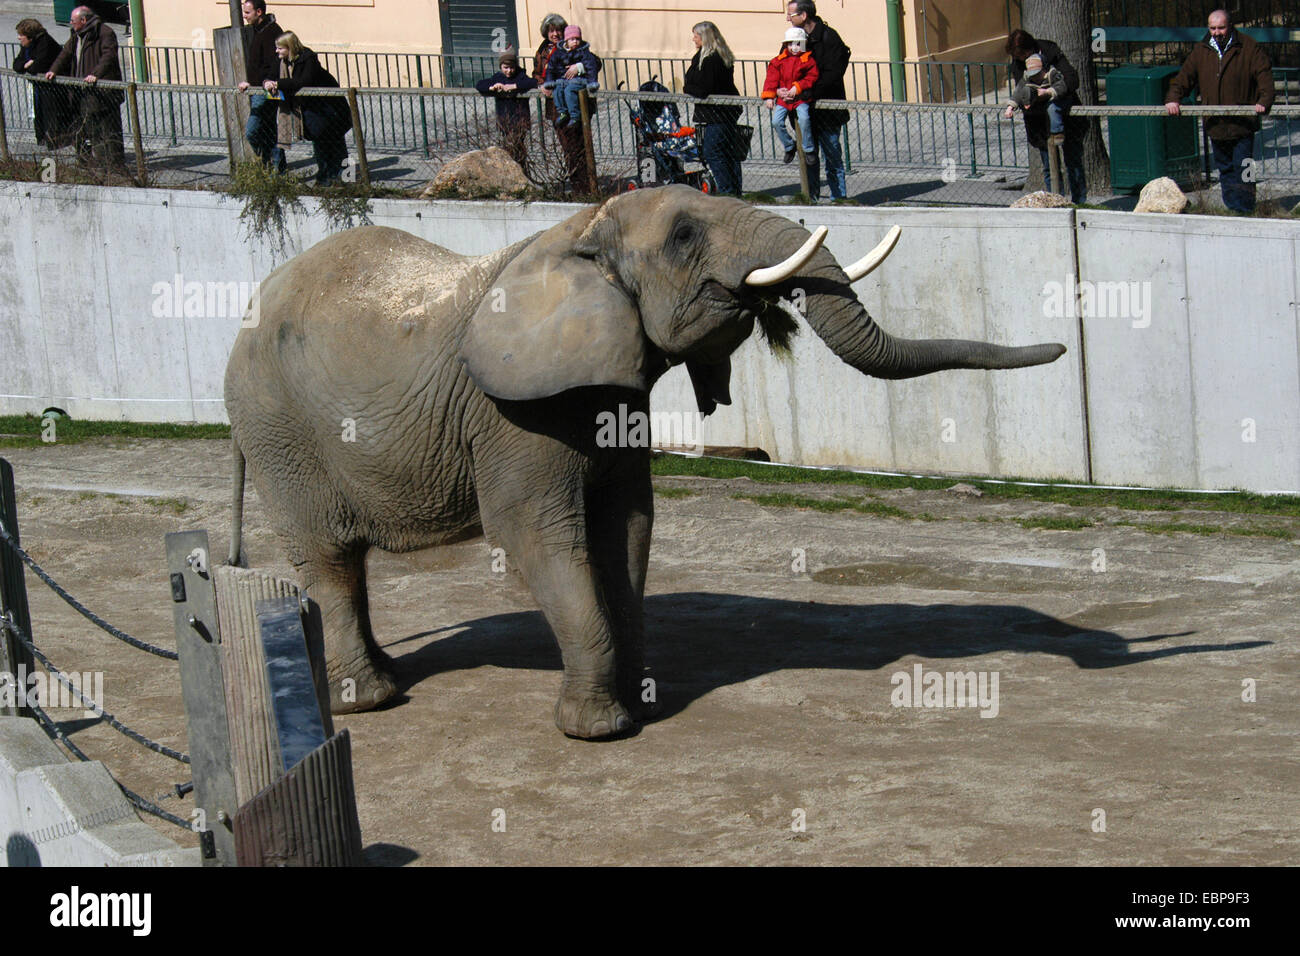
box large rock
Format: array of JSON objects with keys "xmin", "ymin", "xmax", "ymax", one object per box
[
  {"xmin": 422, "ymin": 146, "xmax": 530, "ymax": 198},
  {"xmin": 1010, "ymin": 190, "xmax": 1073, "ymax": 208},
  {"xmin": 1134, "ymin": 176, "xmax": 1188, "ymax": 214}
]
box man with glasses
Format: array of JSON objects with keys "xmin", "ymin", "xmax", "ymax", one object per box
[{"xmin": 787, "ymin": 0, "xmax": 850, "ymax": 202}]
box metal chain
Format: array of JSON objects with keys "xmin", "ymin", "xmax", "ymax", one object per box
[
  {"xmin": 0, "ymin": 520, "xmax": 179, "ymax": 660},
  {"xmin": 1, "ymin": 616, "xmax": 189, "ymax": 763},
  {"xmin": 25, "ymin": 697, "xmax": 192, "ymax": 831}
]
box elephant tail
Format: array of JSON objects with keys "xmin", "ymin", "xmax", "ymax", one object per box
[{"xmin": 228, "ymin": 437, "xmax": 246, "ymax": 567}]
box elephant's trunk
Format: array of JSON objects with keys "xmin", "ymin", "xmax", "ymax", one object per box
[{"xmin": 745, "ymin": 217, "xmax": 1066, "ymax": 380}]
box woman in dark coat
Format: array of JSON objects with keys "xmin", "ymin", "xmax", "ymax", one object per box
[
  {"xmin": 268, "ymin": 32, "xmax": 352, "ymax": 185},
  {"xmin": 531, "ymin": 12, "xmax": 590, "ymax": 192},
  {"xmin": 13, "ymin": 18, "xmax": 69, "ymax": 147},
  {"xmin": 683, "ymin": 20, "xmax": 743, "ymax": 196},
  {"xmin": 1004, "ymin": 28, "xmax": 1087, "ymax": 204}
]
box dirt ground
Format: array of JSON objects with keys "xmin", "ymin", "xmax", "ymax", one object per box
[{"xmin": 2, "ymin": 438, "xmax": 1297, "ymax": 865}]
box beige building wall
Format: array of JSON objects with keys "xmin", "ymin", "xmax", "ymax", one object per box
[{"xmin": 141, "ymin": 1, "xmax": 1016, "ymax": 93}]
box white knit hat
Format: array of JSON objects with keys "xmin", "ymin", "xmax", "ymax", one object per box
[{"xmin": 784, "ymin": 27, "xmax": 806, "ymax": 45}]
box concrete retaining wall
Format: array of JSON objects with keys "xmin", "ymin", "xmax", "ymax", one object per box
[
  {"xmin": 0, "ymin": 182, "xmax": 1296, "ymax": 491},
  {"xmin": 0, "ymin": 716, "xmax": 197, "ymax": 866}
]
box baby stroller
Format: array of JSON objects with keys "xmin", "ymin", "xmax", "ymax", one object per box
[{"xmin": 625, "ymin": 78, "xmax": 714, "ymax": 193}]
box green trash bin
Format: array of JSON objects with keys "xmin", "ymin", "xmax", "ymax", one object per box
[{"xmin": 1107, "ymin": 64, "xmax": 1201, "ymax": 193}]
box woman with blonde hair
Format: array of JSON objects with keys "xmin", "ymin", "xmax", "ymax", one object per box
[
  {"xmin": 684, "ymin": 20, "xmax": 744, "ymax": 195},
  {"xmin": 266, "ymin": 31, "xmax": 353, "ymax": 184}
]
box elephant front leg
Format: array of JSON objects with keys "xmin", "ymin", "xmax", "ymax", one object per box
[{"xmin": 589, "ymin": 473, "xmax": 658, "ymax": 723}]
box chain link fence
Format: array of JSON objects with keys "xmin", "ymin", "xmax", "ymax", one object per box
[{"xmin": 3, "ymin": 68, "xmax": 1300, "ymax": 206}]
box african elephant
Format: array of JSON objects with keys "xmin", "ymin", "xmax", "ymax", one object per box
[{"xmin": 224, "ymin": 185, "xmax": 1065, "ymax": 739}]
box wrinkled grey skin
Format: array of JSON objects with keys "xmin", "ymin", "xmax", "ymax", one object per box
[{"xmin": 224, "ymin": 185, "xmax": 1065, "ymax": 739}]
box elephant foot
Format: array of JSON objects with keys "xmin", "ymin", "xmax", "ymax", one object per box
[
  {"xmin": 328, "ymin": 652, "xmax": 398, "ymax": 714},
  {"xmin": 554, "ymin": 688, "xmax": 635, "ymax": 740}
]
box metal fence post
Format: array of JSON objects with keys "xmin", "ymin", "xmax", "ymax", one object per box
[
  {"xmin": 0, "ymin": 459, "xmax": 34, "ymax": 718},
  {"xmin": 346, "ymin": 88, "xmax": 370, "ymax": 188},
  {"xmin": 127, "ymin": 82, "xmax": 148, "ymax": 185}
]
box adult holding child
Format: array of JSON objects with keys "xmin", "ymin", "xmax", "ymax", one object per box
[
  {"xmin": 683, "ymin": 20, "xmax": 743, "ymax": 197},
  {"xmin": 532, "ymin": 12, "xmax": 591, "ymax": 192},
  {"xmin": 787, "ymin": 1, "xmax": 850, "ymax": 201},
  {"xmin": 1003, "ymin": 28, "xmax": 1087, "ymax": 204}
]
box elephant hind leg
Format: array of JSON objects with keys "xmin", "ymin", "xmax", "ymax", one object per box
[{"xmin": 294, "ymin": 542, "xmax": 397, "ymax": 714}]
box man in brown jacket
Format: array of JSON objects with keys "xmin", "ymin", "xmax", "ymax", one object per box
[
  {"xmin": 45, "ymin": 5, "xmax": 125, "ymax": 168},
  {"xmin": 1165, "ymin": 9, "xmax": 1274, "ymax": 212}
]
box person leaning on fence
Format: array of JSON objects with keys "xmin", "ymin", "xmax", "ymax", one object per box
[
  {"xmin": 684, "ymin": 20, "xmax": 744, "ymax": 197},
  {"xmin": 1165, "ymin": 9, "xmax": 1274, "ymax": 213},
  {"xmin": 763, "ymin": 28, "xmax": 818, "ymax": 167},
  {"xmin": 1003, "ymin": 29, "xmax": 1086, "ymax": 204},
  {"xmin": 13, "ymin": 18, "xmax": 70, "ymax": 149},
  {"xmin": 475, "ymin": 47, "xmax": 539, "ymax": 168},
  {"xmin": 532, "ymin": 13, "xmax": 590, "ymax": 191},
  {"xmin": 268, "ymin": 32, "xmax": 352, "ymax": 185},
  {"xmin": 543, "ymin": 25, "xmax": 600, "ymax": 129},
  {"xmin": 45, "ymin": 5, "xmax": 125, "ymax": 170},
  {"xmin": 788, "ymin": 0, "xmax": 850, "ymax": 201},
  {"xmin": 236, "ymin": 1, "xmax": 290, "ymax": 173}
]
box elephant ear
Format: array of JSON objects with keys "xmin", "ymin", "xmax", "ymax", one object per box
[{"xmin": 460, "ymin": 205, "xmax": 652, "ymax": 401}]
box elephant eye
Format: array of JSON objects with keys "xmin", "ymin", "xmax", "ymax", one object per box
[{"xmin": 669, "ymin": 219, "xmax": 698, "ymax": 249}]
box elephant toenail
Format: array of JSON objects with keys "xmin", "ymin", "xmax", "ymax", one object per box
[
  {"xmin": 590, "ymin": 720, "xmax": 610, "ymax": 737},
  {"xmin": 614, "ymin": 715, "xmax": 630, "ymax": 732}
]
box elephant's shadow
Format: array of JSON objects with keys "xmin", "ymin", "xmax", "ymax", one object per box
[{"xmin": 384, "ymin": 593, "xmax": 1269, "ymax": 722}]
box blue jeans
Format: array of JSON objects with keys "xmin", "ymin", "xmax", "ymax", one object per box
[
  {"xmin": 246, "ymin": 93, "xmax": 286, "ymax": 170},
  {"xmin": 700, "ymin": 122, "xmax": 742, "ymax": 196},
  {"xmin": 1211, "ymin": 134, "xmax": 1256, "ymax": 212},
  {"xmin": 772, "ymin": 102, "xmax": 813, "ymax": 154},
  {"xmin": 1047, "ymin": 100, "xmax": 1066, "ymax": 134},
  {"xmin": 552, "ymin": 79, "xmax": 592, "ymax": 121},
  {"xmin": 1037, "ymin": 133, "xmax": 1087, "ymax": 204},
  {"xmin": 810, "ymin": 120, "xmax": 846, "ymax": 199}
]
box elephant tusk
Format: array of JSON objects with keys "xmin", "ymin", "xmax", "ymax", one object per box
[
  {"xmin": 744, "ymin": 226, "xmax": 828, "ymax": 286},
  {"xmin": 843, "ymin": 225, "xmax": 902, "ymax": 282}
]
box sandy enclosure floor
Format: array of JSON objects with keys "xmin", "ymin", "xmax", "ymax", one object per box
[{"xmin": 2, "ymin": 438, "xmax": 1297, "ymax": 865}]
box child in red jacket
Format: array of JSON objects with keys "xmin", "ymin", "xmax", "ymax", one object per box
[{"xmin": 763, "ymin": 27, "xmax": 819, "ymax": 163}]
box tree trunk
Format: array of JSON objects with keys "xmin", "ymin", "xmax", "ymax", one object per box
[{"xmin": 1022, "ymin": 0, "xmax": 1111, "ymax": 194}]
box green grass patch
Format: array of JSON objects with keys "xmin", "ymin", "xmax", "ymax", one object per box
[
  {"xmin": 146, "ymin": 496, "xmax": 190, "ymax": 515},
  {"xmin": 1017, "ymin": 516, "xmax": 1096, "ymax": 531},
  {"xmin": 734, "ymin": 491, "xmax": 913, "ymax": 519},
  {"xmin": 1119, "ymin": 520, "xmax": 1293, "ymax": 540},
  {"xmin": 653, "ymin": 487, "xmax": 697, "ymax": 499},
  {"xmin": 0, "ymin": 415, "xmax": 230, "ymax": 448},
  {"xmin": 651, "ymin": 454, "xmax": 1300, "ymax": 518}
]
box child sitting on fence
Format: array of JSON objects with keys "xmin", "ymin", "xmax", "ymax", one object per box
[
  {"xmin": 762, "ymin": 28, "xmax": 819, "ymax": 164},
  {"xmin": 542, "ymin": 25, "xmax": 602, "ymax": 128}
]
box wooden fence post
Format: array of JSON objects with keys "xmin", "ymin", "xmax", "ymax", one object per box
[
  {"xmin": 126, "ymin": 82, "xmax": 148, "ymax": 185},
  {"xmin": 346, "ymin": 88, "xmax": 370, "ymax": 188},
  {"xmin": 0, "ymin": 79, "xmax": 11, "ymax": 163},
  {"xmin": 578, "ymin": 87, "xmax": 597, "ymax": 194},
  {"xmin": 165, "ymin": 530, "xmax": 238, "ymax": 865},
  {"xmin": 791, "ymin": 113, "xmax": 811, "ymax": 199}
]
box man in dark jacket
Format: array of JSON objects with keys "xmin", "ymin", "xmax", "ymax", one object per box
[
  {"xmin": 1166, "ymin": 9, "xmax": 1274, "ymax": 212},
  {"xmin": 14, "ymin": 18, "xmax": 70, "ymax": 147},
  {"xmin": 46, "ymin": 5, "xmax": 124, "ymax": 167},
  {"xmin": 476, "ymin": 47, "xmax": 539, "ymax": 168},
  {"xmin": 236, "ymin": 1, "xmax": 289, "ymax": 172},
  {"xmin": 788, "ymin": 0, "xmax": 849, "ymax": 200}
]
